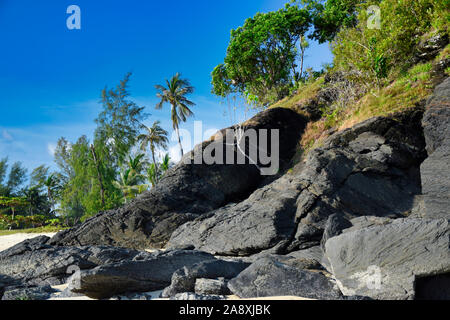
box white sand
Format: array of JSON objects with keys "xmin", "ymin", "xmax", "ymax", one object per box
[{"xmin": 0, "ymin": 232, "xmax": 56, "ymax": 252}]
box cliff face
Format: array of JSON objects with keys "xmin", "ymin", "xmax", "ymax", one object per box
[{"xmin": 1, "ymin": 78, "xmax": 449, "ymax": 301}]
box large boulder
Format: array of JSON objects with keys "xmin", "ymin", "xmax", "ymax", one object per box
[
  {"xmin": 0, "ymin": 236, "xmax": 151, "ymax": 286},
  {"xmin": 1, "ymin": 285, "xmax": 56, "ymax": 301},
  {"xmin": 227, "ymin": 256, "xmax": 342, "ymax": 300},
  {"xmin": 169, "ymin": 108, "xmax": 427, "ymax": 254},
  {"xmin": 421, "ymin": 77, "xmax": 450, "ymax": 218},
  {"xmin": 289, "ymin": 108, "xmax": 426, "ymax": 250},
  {"xmin": 70, "ymin": 250, "xmax": 216, "ymax": 299},
  {"xmin": 167, "ymin": 171, "xmax": 302, "ymax": 255},
  {"xmin": 49, "ymin": 108, "xmax": 307, "ymax": 250},
  {"xmin": 324, "ymin": 218, "xmax": 450, "ymax": 300},
  {"xmin": 161, "ymin": 259, "xmax": 250, "ymax": 298}
]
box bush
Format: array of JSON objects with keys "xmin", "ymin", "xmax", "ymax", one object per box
[{"xmin": 332, "ymin": 0, "xmax": 448, "ymax": 87}]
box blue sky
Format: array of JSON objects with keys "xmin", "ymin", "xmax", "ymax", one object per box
[{"xmin": 0, "ymin": 0, "xmax": 332, "ymax": 173}]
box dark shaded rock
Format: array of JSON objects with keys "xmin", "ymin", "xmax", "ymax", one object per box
[
  {"xmin": 290, "ymin": 108, "xmax": 427, "ymax": 250},
  {"xmin": 168, "ymin": 172, "xmax": 302, "ymax": 255},
  {"xmin": 320, "ymin": 213, "xmax": 352, "ymax": 250},
  {"xmin": 415, "ymin": 33, "xmax": 449, "ymax": 63},
  {"xmin": 161, "ymin": 259, "xmax": 250, "ymax": 298},
  {"xmin": 324, "ymin": 218, "xmax": 450, "ymax": 300},
  {"xmin": 421, "ymin": 77, "xmax": 450, "ymax": 218},
  {"xmin": 1, "ymin": 285, "xmax": 56, "ymax": 301},
  {"xmin": 71, "ymin": 250, "xmax": 216, "ymax": 299},
  {"xmin": 50, "ymin": 108, "xmax": 308, "ymax": 250},
  {"xmin": 170, "ymin": 292, "xmax": 227, "ymax": 300},
  {"xmin": 0, "ymin": 240, "xmax": 150, "ymax": 286},
  {"xmin": 227, "ymin": 256, "xmax": 342, "ymax": 300},
  {"xmin": 195, "ymin": 278, "xmax": 230, "ymax": 296}
]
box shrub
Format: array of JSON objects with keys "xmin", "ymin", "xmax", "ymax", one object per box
[{"xmin": 332, "ymin": 0, "xmax": 448, "ymax": 87}]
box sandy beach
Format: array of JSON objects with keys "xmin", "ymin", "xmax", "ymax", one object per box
[{"xmin": 0, "ymin": 232, "xmax": 57, "ymax": 252}]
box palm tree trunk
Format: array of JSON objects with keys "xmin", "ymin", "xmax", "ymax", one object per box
[
  {"xmin": 175, "ymin": 126, "xmax": 184, "ymax": 157},
  {"xmin": 151, "ymin": 145, "xmax": 159, "ymax": 183}
]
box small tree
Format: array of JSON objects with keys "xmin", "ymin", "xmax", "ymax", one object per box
[{"xmin": 211, "ymin": 3, "xmax": 311, "ymax": 107}]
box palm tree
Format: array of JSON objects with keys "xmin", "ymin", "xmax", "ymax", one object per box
[
  {"xmin": 160, "ymin": 153, "xmax": 171, "ymax": 173},
  {"xmin": 146, "ymin": 164, "xmax": 158, "ymax": 188},
  {"xmin": 137, "ymin": 121, "xmax": 168, "ymax": 182},
  {"xmin": 155, "ymin": 73, "xmax": 195, "ymax": 157},
  {"xmin": 43, "ymin": 174, "xmax": 59, "ymax": 212},
  {"xmin": 113, "ymin": 168, "xmax": 147, "ymax": 204}
]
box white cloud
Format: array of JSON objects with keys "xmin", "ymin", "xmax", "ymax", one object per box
[
  {"xmin": 2, "ymin": 129, "xmax": 13, "ymax": 141},
  {"xmin": 47, "ymin": 143, "xmax": 56, "ymax": 156}
]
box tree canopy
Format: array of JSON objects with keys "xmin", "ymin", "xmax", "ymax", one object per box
[{"xmin": 211, "ymin": 3, "xmax": 311, "ymax": 107}]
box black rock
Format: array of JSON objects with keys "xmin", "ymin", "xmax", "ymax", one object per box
[
  {"xmin": 49, "ymin": 108, "xmax": 308, "ymax": 250},
  {"xmin": 195, "ymin": 278, "xmax": 231, "ymax": 296},
  {"xmin": 320, "ymin": 213, "xmax": 352, "ymax": 250},
  {"xmin": 0, "ymin": 240, "xmax": 151, "ymax": 286},
  {"xmin": 227, "ymin": 256, "xmax": 342, "ymax": 300},
  {"xmin": 71, "ymin": 250, "xmax": 216, "ymax": 299},
  {"xmin": 324, "ymin": 218, "xmax": 450, "ymax": 300},
  {"xmin": 421, "ymin": 77, "xmax": 450, "ymax": 218},
  {"xmin": 161, "ymin": 259, "xmax": 250, "ymax": 298},
  {"xmin": 170, "ymin": 107, "xmax": 427, "ymax": 254},
  {"xmin": 1, "ymin": 285, "xmax": 56, "ymax": 301}
]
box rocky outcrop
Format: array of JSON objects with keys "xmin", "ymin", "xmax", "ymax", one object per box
[
  {"xmin": 421, "ymin": 77, "xmax": 450, "ymax": 218},
  {"xmin": 70, "ymin": 250, "xmax": 216, "ymax": 299},
  {"xmin": 324, "ymin": 218, "xmax": 450, "ymax": 300},
  {"xmin": 415, "ymin": 33, "xmax": 449, "ymax": 63},
  {"xmin": 1, "ymin": 285, "xmax": 56, "ymax": 301},
  {"xmin": 169, "ymin": 107, "xmax": 427, "ymax": 254},
  {"xmin": 0, "ymin": 235, "xmax": 150, "ymax": 286},
  {"xmin": 195, "ymin": 278, "xmax": 230, "ymax": 296},
  {"xmin": 161, "ymin": 259, "xmax": 250, "ymax": 298},
  {"xmin": 49, "ymin": 108, "xmax": 308, "ymax": 250},
  {"xmin": 227, "ymin": 256, "xmax": 342, "ymax": 300}
]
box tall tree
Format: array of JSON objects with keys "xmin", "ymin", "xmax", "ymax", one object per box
[
  {"xmin": 155, "ymin": 73, "xmax": 195, "ymax": 157},
  {"xmin": 95, "ymin": 72, "xmax": 148, "ymax": 164},
  {"xmin": 0, "ymin": 158, "xmax": 27, "ymax": 197},
  {"xmin": 211, "ymin": 3, "xmax": 311, "ymax": 107},
  {"xmin": 138, "ymin": 120, "xmax": 168, "ymax": 181}
]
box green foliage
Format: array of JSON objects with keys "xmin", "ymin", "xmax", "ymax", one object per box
[
  {"xmin": 302, "ymin": 0, "xmax": 362, "ymax": 43},
  {"xmin": 211, "ymin": 3, "xmax": 311, "ymax": 107},
  {"xmin": 0, "ymin": 158, "xmax": 28, "ymax": 197},
  {"xmin": 138, "ymin": 120, "xmax": 169, "ymax": 184},
  {"xmin": 54, "ymin": 73, "xmax": 149, "ymax": 224},
  {"xmin": 146, "ymin": 153, "xmax": 172, "ymax": 188},
  {"xmin": 113, "ymin": 167, "xmax": 148, "ymax": 204},
  {"xmin": 95, "ymin": 72, "xmax": 148, "ymax": 163}
]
